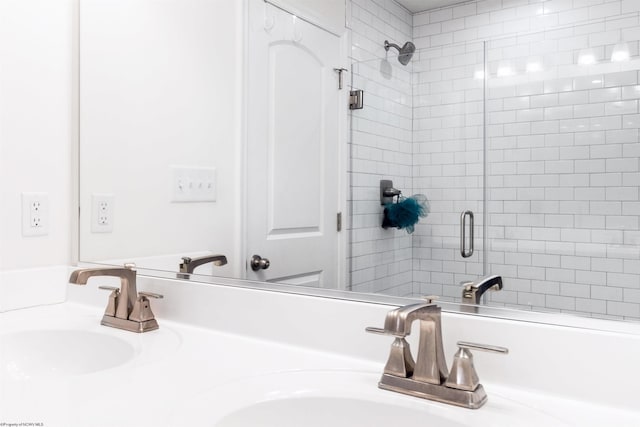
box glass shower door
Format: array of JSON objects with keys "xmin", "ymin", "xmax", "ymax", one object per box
[
  {"xmin": 411, "ymin": 41, "xmax": 486, "ymax": 301},
  {"xmin": 485, "ymin": 19, "xmax": 640, "ymax": 320},
  {"xmin": 348, "ymin": 40, "xmax": 486, "ymax": 301}
]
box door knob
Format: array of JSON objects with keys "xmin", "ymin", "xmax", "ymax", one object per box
[{"xmin": 250, "ymin": 255, "xmax": 270, "ymax": 271}]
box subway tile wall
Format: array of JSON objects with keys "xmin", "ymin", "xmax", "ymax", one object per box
[
  {"xmin": 414, "ymin": 0, "xmax": 640, "ymax": 320},
  {"xmin": 348, "ymin": 0, "xmax": 415, "ymax": 296},
  {"xmin": 348, "ymin": 0, "xmax": 640, "ymax": 320},
  {"xmin": 411, "ymin": 39, "xmax": 486, "ymax": 301}
]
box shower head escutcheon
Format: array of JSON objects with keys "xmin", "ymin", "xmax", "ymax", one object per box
[{"xmin": 384, "ymin": 40, "xmax": 415, "ymax": 66}]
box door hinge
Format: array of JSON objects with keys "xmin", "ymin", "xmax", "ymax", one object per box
[
  {"xmin": 337, "ymin": 212, "xmax": 342, "ymax": 232},
  {"xmin": 349, "ymin": 90, "xmax": 363, "ymax": 110}
]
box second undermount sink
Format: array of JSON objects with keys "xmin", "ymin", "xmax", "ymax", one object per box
[
  {"xmin": 175, "ymin": 370, "xmax": 571, "ymax": 427},
  {"xmin": 217, "ymin": 396, "xmax": 467, "ymax": 427},
  {"xmin": 0, "ymin": 330, "xmax": 135, "ymax": 380}
]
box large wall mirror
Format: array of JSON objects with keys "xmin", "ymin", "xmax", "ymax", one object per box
[{"xmin": 80, "ymin": 0, "xmax": 640, "ymax": 324}]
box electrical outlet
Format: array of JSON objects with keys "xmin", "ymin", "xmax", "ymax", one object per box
[
  {"xmin": 91, "ymin": 194, "xmax": 114, "ymax": 233},
  {"xmin": 21, "ymin": 193, "xmax": 49, "ymax": 236}
]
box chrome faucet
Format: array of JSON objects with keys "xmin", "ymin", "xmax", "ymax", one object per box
[
  {"xmin": 461, "ymin": 275, "xmax": 503, "ymax": 305},
  {"xmin": 178, "ymin": 255, "xmax": 227, "ymax": 279},
  {"xmin": 367, "ymin": 301, "xmax": 507, "ymax": 409},
  {"xmin": 69, "ymin": 265, "xmax": 163, "ymax": 333}
]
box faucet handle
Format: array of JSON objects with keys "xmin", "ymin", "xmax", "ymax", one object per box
[
  {"xmin": 98, "ymin": 286, "xmax": 120, "ymax": 317},
  {"xmin": 129, "ymin": 292, "xmax": 163, "ymax": 322},
  {"xmin": 457, "ymin": 341, "xmax": 508, "ymax": 354},
  {"xmin": 445, "ymin": 341, "xmax": 508, "ymax": 391},
  {"xmin": 139, "ymin": 291, "xmax": 164, "ymax": 299}
]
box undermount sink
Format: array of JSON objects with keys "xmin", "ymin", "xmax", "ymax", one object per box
[
  {"xmin": 218, "ymin": 396, "xmax": 468, "ymax": 427},
  {"xmin": 0, "ymin": 330, "xmax": 135, "ymax": 380},
  {"xmin": 175, "ymin": 370, "xmax": 571, "ymax": 427}
]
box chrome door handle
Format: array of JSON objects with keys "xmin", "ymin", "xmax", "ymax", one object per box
[
  {"xmin": 460, "ymin": 210, "xmax": 474, "ymax": 258},
  {"xmin": 250, "ymin": 255, "xmax": 270, "ymax": 271}
]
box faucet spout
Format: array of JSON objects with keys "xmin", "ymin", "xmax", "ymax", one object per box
[
  {"xmin": 69, "ymin": 267, "xmax": 137, "ymax": 320},
  {"xmin": 373, "ymin": 302, "xmax": 438, "ymax": 337},
  {"xmin": 461, "ymin": 275, "xmax": 503, "ymax": 305},
  {"xmin": 367, "ymin": 302, "xmax": 448, "ymax": 385},
  {"xmin": 179, "ymin": 255, "xmax": 227, "ymax": 275}
]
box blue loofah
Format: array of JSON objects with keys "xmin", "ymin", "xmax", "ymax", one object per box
[{"xmin": 383, "ymin": 194, "xmax": 430, "ymax": 234}]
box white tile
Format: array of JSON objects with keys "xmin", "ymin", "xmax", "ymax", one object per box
[
  {"xmin": 573, "ymin": 103, "xmax": 605, "ymax": 118},
  {"xmin": 430, "ymin": 8, "xmax": 453, "ymax": 23},
  {"xmin": 589, "ymin": 2, "xmax": 622, "ymax": 20},
  {"xmin": 531, "ymin": 93, "xmax": 559, "ymax": 108},
  {"xmin": 559, "ymin": 90, "xmax": 589, "ymax": 105},
  {"xmin": 605, "ymin": 71, "xmax": 638, "ymax": 88},
  {"xmin": 622, "ymin": 0, "xmax": 640, "ymax": 13},
  {"xmin": 590, "ymin": 144, "xmax": 623, "ymax": 158},
  {"xmin": 546, "ymin": 294, "xmax": 576, "ymax": 310},
  {"xmin": 605, "ymin": 100, "xmax": 638, "ymax": 116},
  {"xmin": 560, "ymin": 146, "xmax": 590, "ymax": 159},
  {"xmin": 589, "ymin": 87, "xmax": 621, "ymax": 103},
  {"xmin": 544, "ymin": 105, "xmax": 573, "ymax": 120},
  {"xmin": 606, "ymin": 158, "xmax": 638, "ymax": 172}
]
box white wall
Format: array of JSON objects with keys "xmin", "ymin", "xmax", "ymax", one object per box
[
  {"xmin": 0, "ymin": 0, "xmax": 75, "ymax": 271},
  {"xmin": 79, "ymin": 0, "xmax": 241, "ymax": 277}
]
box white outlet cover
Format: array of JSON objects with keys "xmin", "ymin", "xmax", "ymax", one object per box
[
  {"xmin": 21, "ymin": 192, "xmax": 49, "ymax": 237},
  {"xmin": 91, "ymin": 193, "xmax": 115, "ymax": 233},
  {"xmin": 170, "ymin": 166, "xmax": 217, "ymax": 203}
]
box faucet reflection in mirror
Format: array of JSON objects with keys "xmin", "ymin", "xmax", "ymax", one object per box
[
  {"xmin": 69, "ymin": 265, "xmax": 163, "ymax": 333},
  {"xmin": 461, "ymin": 275, "xmax": 503, "ymax": 304},
  {"xmin": 177, "ymin": 254, "xmax": 228, "ymax": 279},
  {"xmin": 367, "ymin": 302, "xmax": 508, "ymax": 409}
]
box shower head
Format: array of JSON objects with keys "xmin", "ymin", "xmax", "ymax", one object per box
[{"xmin": 384, "ymin": 40, "xmax": 415, "ymax": 66}]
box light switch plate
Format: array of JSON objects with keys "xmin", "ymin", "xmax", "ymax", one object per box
[{"xmin": 170, "ymin": 166, "xmax": 217, "ymax": 202}]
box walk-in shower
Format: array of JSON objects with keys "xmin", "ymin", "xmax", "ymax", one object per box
[
  {"xmin": 384, "ymin": 40, "xmax": 415, "ymax": 66},
  {"xmin": 350, "ymin": 12, "xmax": 640, "ymax": 321}
]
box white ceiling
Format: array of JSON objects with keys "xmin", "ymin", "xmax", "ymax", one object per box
[{"xmin": 395, "ymin": 0, "xmax": 470, "ymax": 13}]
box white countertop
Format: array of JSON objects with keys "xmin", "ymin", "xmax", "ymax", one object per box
[{"xmin": 2, "ymin": 297, "xmax": 639, "ymax": 427}]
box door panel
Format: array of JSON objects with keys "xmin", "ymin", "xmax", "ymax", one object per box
[{"xmin": 247, "ymin": 0, "xmax": 341, "ymax": 287}]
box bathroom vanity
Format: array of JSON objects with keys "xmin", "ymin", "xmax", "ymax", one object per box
[{"xmin": 1, "ymin": 270, "xmax": 639, "ymax": 427}]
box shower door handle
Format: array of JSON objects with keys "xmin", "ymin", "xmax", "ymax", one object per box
[{"xmin": 460, "ymin": 210, "xmax": 474, "ymax": 258}]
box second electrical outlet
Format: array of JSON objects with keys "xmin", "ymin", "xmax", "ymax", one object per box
[{"xmin": 91, "ymin": 194, "xmax": 115, "ymax": 233}]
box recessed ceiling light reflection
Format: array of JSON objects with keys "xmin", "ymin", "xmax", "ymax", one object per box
[
  {"xmin": 526, "ymin": 61, "xmax": 543, "ymax": 73},
  {"xmin": 611, "ymin": 42, "xmax": 630, "ymax": 62},
  {"xmin": 497, "ymin": 61, "xmax": 514, "ymax": 77},
  {"xmin": 578, "ymin": 49, "xmax": 597, "ymax": 66}
]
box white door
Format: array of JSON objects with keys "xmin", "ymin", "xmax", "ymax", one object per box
[{"xmin": 246, "ymin": 1, "xmax": 342, "ymax": 288}]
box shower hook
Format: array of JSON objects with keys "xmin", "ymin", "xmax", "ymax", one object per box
[{"xmin": 380, "ymin": 180, "xmax": 402, "ymax": 205}]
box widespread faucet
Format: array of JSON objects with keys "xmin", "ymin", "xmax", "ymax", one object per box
[
  {"xmin": 69, "ymin": 264, "xmax": 163, "ymax": 333},
  {"xmin": 461, "ymin": 275, "xmax": 503, "ymax": 305},
  {"xmin": 178, "ymin": 255, "xmax": 227, "ymax": 279},
  {"xmin": 367, "ymin": 301, "xmax": 507, "ymax": 409}
]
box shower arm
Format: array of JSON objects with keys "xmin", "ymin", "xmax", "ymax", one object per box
[{"xmin": 384, "ymin": 40, "xmax": 401, "ymax": 52}]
